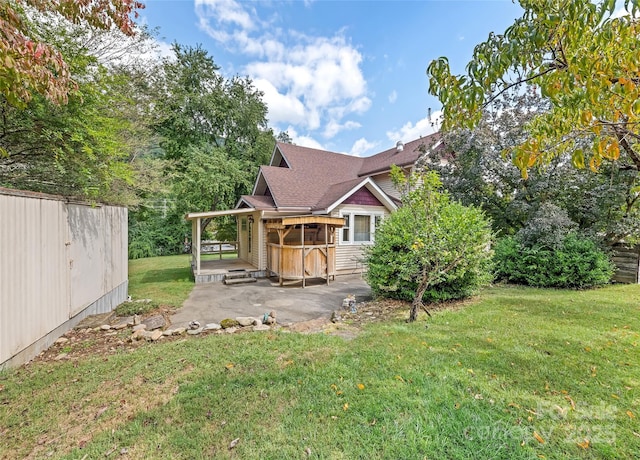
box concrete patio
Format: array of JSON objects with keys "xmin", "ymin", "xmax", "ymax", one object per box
[{"xmin": 170, "ymin": 274, "xmax": 371, "ymax": 329}]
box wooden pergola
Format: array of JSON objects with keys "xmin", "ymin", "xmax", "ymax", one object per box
[{"xmin": 265, "ymin": 215, "xmax": 345, "ymax": 287}]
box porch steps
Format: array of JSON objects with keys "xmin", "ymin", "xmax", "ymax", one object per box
[{"xmin": 223, "ymin": 271, "xmax": 258, "ymax": 285}]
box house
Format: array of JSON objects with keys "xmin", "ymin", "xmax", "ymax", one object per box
[{"xmin": 186, "ymin": 133, "xmax": 442, "ymax": 285}]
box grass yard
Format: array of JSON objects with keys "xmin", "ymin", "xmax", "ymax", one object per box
[
  {"xmin": 1, "ymin": 278, "xmax": 639, "ymax": 458},
  {"xmin": 128, "ymin": 254, "xmax": 194, "ymax": 307}
]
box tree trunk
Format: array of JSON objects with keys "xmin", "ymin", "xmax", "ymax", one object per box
[{"xmin": 409, "ymin": 277, "xmax": 430, "ymax": 322}]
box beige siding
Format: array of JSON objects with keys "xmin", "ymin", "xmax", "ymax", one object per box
[
  {"xmin": 371, "ymin": 172, "xmax": 401, "ymax": 200},
  {"xmin": 332, "ymin": 204, "xmax": 390, "ymax": 273},
  {"xmin": 1, "ymin": 189, "xmax": 127, "ymax": 367}
]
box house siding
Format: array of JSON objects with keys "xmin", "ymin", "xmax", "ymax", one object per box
[
  {"xmin": 371, "ymin": 172, "xmax": 401, "ymax": 200},
  {"xmin": 331, "ymin": 204, "xmax": 390, "ymax": 274}
]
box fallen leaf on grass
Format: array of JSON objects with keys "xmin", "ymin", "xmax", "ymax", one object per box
[
  {"xmin": 564, "ymin": 395, "xmax": 576, "ymax": 411},
  {"xmin": 225, "ymin": 363, "xmax": 234, "ymax": 369},
  {"xmin": 94, "ymin": 406, "xmax": 108, "ymax": 420},
  {"xmin": 577, "ymin": 439, "xmax": 590, "ymax": 449},
  {"xmin": 228, "ymin": 438, "xmax": 239, "ymax": 450},
  {"xmin": 612, "ymin": 394, "xmax": 619, "ymax": 399},
  {"xmin": 395, "ymin": 375, "xmax": 405, "ymax": 383},
  {"xmin": 357, "ymin": 383, "xmax": 365, "ymax": 390},
  {"xmin": 343, "ymin": 403, "xmax": 349, "ymax": 411},
  {"xmin": 533, "ymin": 431, "xmax": 545, "ymax": 444},
  {"xmin": 626, "ymin": 410, "xmax": 635, "ymax": 419}
]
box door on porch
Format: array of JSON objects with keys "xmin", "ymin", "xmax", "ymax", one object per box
[{"xmin": 238, "ymin": 216, "xmax": 249, "ymax": 262}]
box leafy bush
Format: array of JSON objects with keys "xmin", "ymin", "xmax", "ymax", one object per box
[
  {"xmin": 365, "ymin": 168, "xmax": 493, "ymax": 320},
  {"xmin": 494, "ymin": 234, "xmax": 614, "ymax": 288}
]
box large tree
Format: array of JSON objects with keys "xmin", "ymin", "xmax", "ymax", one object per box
[
  {"xmin": 0, "ymin": 0, "xmax": 144, "ymax": 107},
  {"xmin": 0, "ymin": 14, "xmax": 160, "ymax": 201},
  {"xmin": 153, "ymin": 44, "xmax": 273, "ymax": 230},
  {"xmin": 425, "ymin": 90, "xmax": 639, "ymax": 244},
  {"xmin": 428, "ymin": 0, "xmax": 640, "ymax": 177}
]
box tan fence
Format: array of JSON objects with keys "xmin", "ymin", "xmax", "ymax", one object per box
[{"xmin": 0, "ymin": 188, "xmax": 128, "ymax": 368}]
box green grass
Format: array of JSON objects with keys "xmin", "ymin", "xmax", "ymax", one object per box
[
  {"xmin": 127, "ymin": 254, "xmax": 195, "ymax": 307},
  {"xmin": 1, "ymin": 282, "xmax": 639, "ymax": 459}
]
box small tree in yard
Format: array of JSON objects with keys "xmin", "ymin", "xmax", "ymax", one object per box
[{"xmin": 365, "ymin": 167, "xmax": 494, "ymax": 322}]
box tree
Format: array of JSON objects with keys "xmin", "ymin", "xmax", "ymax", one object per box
[
  {"xmin": 0, "ymin": 0, "xmax": 144, "ymax": 107},
  {"xmin": 428, "ymin": 0, "xmax": 640, "ymax": 177},
  {"xmin": 425, "ymin": 90, "xmax": 640, "ymax": 243},
  {"xmin": 0, "ymin": 14, "xmax": 160, "ymax": 201},
  {"xmin": 152, "ymin": 44, "xmax": 273, "ymax": 231},
  {"xmin": 365, "ymin": 167, "xmax": 493, "ymax": 322}
]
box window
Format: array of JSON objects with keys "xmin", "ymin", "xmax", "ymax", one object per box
[
  {"xmin": 340, "ymin": 212, "xmax": 383, "ymax": 244},
  {"xmin": 354, "ymin": 215, "xmax": 371, "ymax": 242},
  {"xmin": 342, "ymin": 215, "xmax": 350, "ymax": 242}
]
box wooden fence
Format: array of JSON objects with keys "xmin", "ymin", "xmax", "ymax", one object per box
[{"xmin": 612, "ymin": 244, "xmax": 640, "ymax": 284}]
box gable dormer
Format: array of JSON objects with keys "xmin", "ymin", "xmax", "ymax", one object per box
[{"xmin": 269, "ymin": 144, "xmax": 291, "ymax": 168}]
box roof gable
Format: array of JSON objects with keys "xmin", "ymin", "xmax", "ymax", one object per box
[{"xmin": 239, "ymin": 135, "xmax": 441, "ymax": 213}]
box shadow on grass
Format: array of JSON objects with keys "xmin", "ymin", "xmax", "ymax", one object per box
[{"xmin": 140, "ymin": 267, "xmax": 193, "ymax": 284}]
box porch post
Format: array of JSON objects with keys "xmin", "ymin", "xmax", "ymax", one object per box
[
  {"xmin": 196, "ymin": 217, "xmax": 201, "ymax": 275},
  {"xmin": 278, "ymin": 228, "xmax": 284, "ymax": 287},
  {"xmin": 325, "ymin": 223, "xmax": 329, "ymax": 285},
  {"xmin": 301, "ymin": 224, "xmax": 306, "ymax": 288}
]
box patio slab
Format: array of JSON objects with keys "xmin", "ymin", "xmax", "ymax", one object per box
[{"xmin": 170, "ymin": 275, "xmax": 372, "ymax": 329}]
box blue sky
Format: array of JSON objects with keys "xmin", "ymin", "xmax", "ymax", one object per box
[{"xmin": 140, "ymin": 0, "xmax": 523, "ymax": 156}]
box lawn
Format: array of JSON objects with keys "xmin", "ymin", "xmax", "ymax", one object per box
[
  {"xmin": 1, "ymin": 272, "xmax": 639, "ymax": 458},
  {"xmin": 127, "ymin": 254, "xmax": 195, "ymax": 307}
]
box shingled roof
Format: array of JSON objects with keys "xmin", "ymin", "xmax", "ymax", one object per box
[{"xmin": 238, "ymin": 132, "xmax": 440, "ymax": 212}]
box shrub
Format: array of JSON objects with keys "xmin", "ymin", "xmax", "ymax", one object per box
[
  {"xmin": 365, "ymin": 168, "xmax": 494, "ymax": 320},
  {"xmin": 494, "ymin": 234, "xmax": 614, "ymax": 288}
]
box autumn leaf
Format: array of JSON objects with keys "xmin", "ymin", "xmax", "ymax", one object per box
[
  {"xmin": 343, "ymin": 403, "xmax": 349, "ymax": 411},
  {"xmin": 225, "ymin": 363, "xmax": 234, "ymax": 369},
  {"xmin": 577, "ymin": 438, "xmax": 590, "ymax": 449},
  {"xmin": 357, "ymin": 383, "xmax": 365, "ymax": 390},
  {"xmin": 626, "ymin": 410, "xmax": 635, "ymax": 419},
  {"xmin": 533, "ymin": 431, "xmax": 545, "ymax": 444},
  {"xmin": 395, "ymin": 375, "xmax": 405, "ymax": 383}
]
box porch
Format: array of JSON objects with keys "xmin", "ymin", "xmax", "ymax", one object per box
[{"xmin": 192, "ymin": 258, "xmax": 265, "ymax": 284}]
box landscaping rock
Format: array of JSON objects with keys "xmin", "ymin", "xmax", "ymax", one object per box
[
  {"xmin": 55, "ymin": 337, "xmax": 69, "ymax": 345},
  {"xmin": 173, "ymin": 327, "xmax": 187, "ymax": 335},
  {"xmin": 142, "ymin": 315, "xmax": 165, "ymax": 331},
  {"xmin": 149, "ymin": 330, "xmax": 163, "ymax": 341},
  {"xmin": 112, "ymin": 316, "xmax": 133, "ymax": 329},
  {"xmin": 187, "ymin": 327, "xmax": 203, "ymax": 335},
  {"xmin": 252, "ymin": 324, "xmax": 270, "ymax": 332},
  {"xmin": 331, "ymin": 310, "xmax": 342, "ymax": 323},
  {"xmin": 100, "ymin": 324, "xmax": 111, "ymax": 331},
  {"xmin": 235, "ymin": 317, "xmax": 255, "ymax": 327},
  {"xmin": 131, "ymin": 329, "xmax": 146, "ymax": 341},
  {"xmin": 224, "ymin": 327, "xmax": 238, "ymax": 334},
  {"xmin": 263, "ymin": 311, "xmax": 277, "ymax": 325},
  {"xmin": 132, "ymin": 324, "xmax": 147, "ymax": 332},
  {"xmin": 133, "ymin": 314, "xmax": 141, "ymax": 326},
  {"xmin": 163, "ymin": 329, "xmax": 174, "ymax": 336},
  {"xmin": 188, "ymin": 320, "xmax": 201, "ymax": 330},
  {"xmin": 205, "ymin": 323, "xmax": 222, "ymax": 331},
  {"xmin": 220, "ymin": 318, "xmax": 239, "ymax": 329}
]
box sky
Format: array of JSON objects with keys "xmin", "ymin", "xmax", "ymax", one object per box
[{"xmin": 139, "ymin": 0, "xmax": 524, "ymax": 157}]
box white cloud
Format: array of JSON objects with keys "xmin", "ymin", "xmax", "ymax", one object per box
[
  {"xmin": 286, "ymin": 127, "xmax": 324, "ymax": 150},
  {"xmin": 195, "ymin": 0, "xmax": 255, "ymax": 31},
  {"xmin": 349, "ymin": 138, "xmax": 378, "ymax": 157},
  {"xmin": 195, "ymin": 0, "xmax": 370, "ymax": 138},
  {"xmin": 388, "ymin": 90, "xmax": 397, "ymax": 104},
  {"xmin": 386, "ymin": 110, "xmax": 442, "ymax": 143},
  {"xmin": 323, "ymin": 120, "xmax": 361, "ymax": 139}
]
